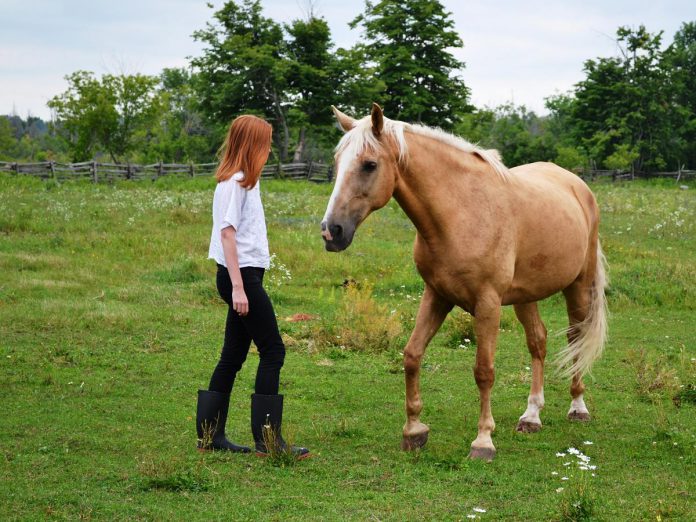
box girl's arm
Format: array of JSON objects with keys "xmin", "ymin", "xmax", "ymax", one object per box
[{"xmin": 221, "ymin": 226, "xmax": 249, "ymax": 316}]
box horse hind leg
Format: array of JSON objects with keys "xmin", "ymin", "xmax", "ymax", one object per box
[
  {"xmin": 562, "ymin": 282, "xmax": 592, "ymax": 421},
  {"xmin": 401, "ymin": 285, "xmax": 453, "ymax": 450},
  {"xmin": 513, "ymin": 302, "xmax": 547, "ymax": 433},
  {"xmin": 560, "ymin": 243, "xmax": 608, "ymax": 422}
]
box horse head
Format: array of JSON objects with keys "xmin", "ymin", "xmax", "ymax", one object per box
[{"xmin": 321, "ymin": 103, "xmax": 401, "ymax": 252}]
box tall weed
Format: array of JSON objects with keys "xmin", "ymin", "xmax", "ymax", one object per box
[{"xmin": 314, "ymin": 282, "xmax": 403, "ymax": 352}]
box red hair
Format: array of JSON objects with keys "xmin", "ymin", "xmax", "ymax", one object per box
[{"xmin": 215, "ymin": 115, "xmax": 272, "ymax": 188}]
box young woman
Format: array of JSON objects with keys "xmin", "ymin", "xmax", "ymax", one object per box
[{"xmin": 196, "ymin": 115, "xmax": 309, "ymax": 458}]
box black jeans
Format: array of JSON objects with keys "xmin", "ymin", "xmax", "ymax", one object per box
[{"xmin": 208, "ymin": 265, "xmax": 285, "ymax": 395}]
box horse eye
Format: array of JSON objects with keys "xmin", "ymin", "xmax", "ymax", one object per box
[{"xmin": 362, "ymin": 161, "xmax": 377, "ymax": 173}]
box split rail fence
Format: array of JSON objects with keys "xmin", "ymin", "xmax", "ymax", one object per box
[
  {"xmin": 576, "ymin": 168, "xmax": 696, "ymax": 182},
  {"xmin": 1, "ymin": 161, "xmax": 694, "ymax": 184},
  {"xmin": 0, "ymin": 161, "xmax": 333, "ymax": 183}
]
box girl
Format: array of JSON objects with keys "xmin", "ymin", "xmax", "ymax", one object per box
[{"xmin": 196, "ymin": 115, "xmax": 309, "ymax": 458}]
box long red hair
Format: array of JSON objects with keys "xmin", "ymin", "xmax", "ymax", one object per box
[{"xmin": 215, "ymin": 115, "xmax": 272, "ymax": 188}]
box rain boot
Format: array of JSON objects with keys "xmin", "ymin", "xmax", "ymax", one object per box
[
  {"xmin": 251, "ymin": 393, "xmax": 310, "ymax": 459},
  {"xmin": 196, "ymin": 390, "xmax": 251, "ymax": 452}
]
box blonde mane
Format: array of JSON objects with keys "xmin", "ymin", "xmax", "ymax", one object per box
[{"xmin": 335, "ymin": 115, "xmax": 510, "ymax": 181}]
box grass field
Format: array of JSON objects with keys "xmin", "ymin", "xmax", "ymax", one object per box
[{"xmin": 1, "ymin": 173, "xmax": 694, "ymax": 521}]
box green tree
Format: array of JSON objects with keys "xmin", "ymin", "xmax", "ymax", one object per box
[
  {"xmin": 0, "ymin": 117, "xmax": 15, "ymax": 160},
  {"xmin": 455, "ymin": 104, "xmax": 554, "ymax": 167},
  {"xmin": 350, "ymin": 0, "xmax": 471, "ymax": 129},
  {"xmin": 666, "ymin": 22, "xmax": 696, "ymax": 169},
  {"xmin": 331, "ymin": 47, "xmax": 386, "ymax": 116},
  {"xmin": 143, "ymin": 68, "xmax": 213, "ymax": 163},
  {"xmin": 192, "ymin": 0, "xmax": 291, "ymax": 160},
  {"xmin": 48, "ymin": 71, "xmax": 161, "ymax": 162},
  {"xmin": 557, "ymin": 25, "xmax": 677, "ymax": 171},
  {"xmin": 285, "ymin": 16, "xmax": 338, "ymax": 161}
]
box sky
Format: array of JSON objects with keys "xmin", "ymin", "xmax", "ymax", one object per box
[{"xmin": 1, "ymin": 0, "xmax": 694, "ymax": 120}]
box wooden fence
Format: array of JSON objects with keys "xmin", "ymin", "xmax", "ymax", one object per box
[
  {"xmin": 2, "ymin": 161, "xmax": 694, "ymax": 184},
  {"xmin": 576, "ymin": 168, "xmax": 696, "ymax": 182},
  {"xmin": 0, "ymin": 160, "xmax": 333, "ymax": 183}
]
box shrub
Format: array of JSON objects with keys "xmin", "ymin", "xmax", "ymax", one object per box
[{"xmin": 316, "ymin": 282, "xmax": 403, "ymax": 353}]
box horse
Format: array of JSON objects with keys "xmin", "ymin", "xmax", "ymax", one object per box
[{"xmin": 321, "ymin": 103, "xmax": 608, "ymax": 461}]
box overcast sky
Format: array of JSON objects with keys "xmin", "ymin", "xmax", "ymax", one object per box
[{"xmin": 1, "ymin": 0, "xmax": 693, "ymax": 120}]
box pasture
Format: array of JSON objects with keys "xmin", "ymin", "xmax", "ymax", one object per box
[{"xmin": 1, "ymin": 173, "xmax": 694, "ymax": 520}]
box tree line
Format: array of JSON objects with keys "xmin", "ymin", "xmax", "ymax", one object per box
[{"xmin": 1, "ymin": 0, "xmax": 694, "ymax": 173}]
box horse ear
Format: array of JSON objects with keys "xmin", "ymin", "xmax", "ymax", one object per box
[
  {"xmin": 371, "ymin": 102, "xmax": 384, "ymax": 136},
  {"xmin": 331, "ymin": 105, "xmax": 356, "ymax": 133},
  {"xmin": 485, "ymin": 149, "xmax": 502, "ymax": 162}
]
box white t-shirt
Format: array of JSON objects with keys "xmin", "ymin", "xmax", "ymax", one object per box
[{"xmin": 208, "ymin": 172, "xmax": 270, "ymax": 269}]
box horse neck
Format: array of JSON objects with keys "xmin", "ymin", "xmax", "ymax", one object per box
[{"xmin": 392, "ymin": 132, "xmax": 503, "ymax": 244}]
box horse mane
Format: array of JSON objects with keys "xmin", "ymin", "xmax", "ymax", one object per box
[{"xmin": 335, "ymin": 115, "xmax": 510, "ymax": 181}]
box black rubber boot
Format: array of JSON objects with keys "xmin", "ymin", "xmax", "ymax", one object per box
[
  {"xmin": 251, "ymin": 393, "xmax": 310, "ymax": 459},
  {"xmin": 196, "ymin": 390, "xmax": 251, "ymax": 452}
]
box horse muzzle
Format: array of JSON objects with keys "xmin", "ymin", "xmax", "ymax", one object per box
[{"xmin": 321, "ymin": 220, "xmax": 355, "ymax": 252}]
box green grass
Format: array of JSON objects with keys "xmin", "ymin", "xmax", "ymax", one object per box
[{"xmin": 1, "ymin": 173, "xmax": 694, "ymax": 521}]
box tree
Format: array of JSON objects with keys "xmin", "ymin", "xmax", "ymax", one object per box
[
  {"xmin": 48, "ymin": 71, "xmax": 161, "ymax": 162},
  {"xmin": 143, "ymin": 68, "xmax": 213, "ymax": 163},
  {"xmin": 350, "ymin": 0, "xmax": 471, "ymax": 129},
  {"xmin": 455, "ymin": 104, "xmax": 555, "ymax": 167},
  {"xmin": 285, "ymin": 16, "xmax": 338, "ymax": 160},
  {"xmin": 555, "ymin": 25, "xmax": 677, "ymax": 171},
  {"xmin": 666, "ymin": 22, "xmax": 696, "ymax": 169},
  {"xmin": 0, "ymin": 117, "xmax": 15, "ymax": 160},
  {"xmin": 192, "ymin": 0, "xmax": 292, "ymax": 160}
]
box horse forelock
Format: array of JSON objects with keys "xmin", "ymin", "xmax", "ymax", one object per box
[
  {"xmin": 334, "ymin": 116, "xmax": 509, "ymax": 181},
  {"xmin": 334, "ymin": 116, "xmax": 407, "ymax": 164}
]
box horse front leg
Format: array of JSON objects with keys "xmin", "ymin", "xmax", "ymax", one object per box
[
  {"xmin": 401, "ymin": 285, "xmax": 453, "ymax": 451},
  {"xmin": 469, "ymin": 292, "xmax": 501, "ymax": 461}
]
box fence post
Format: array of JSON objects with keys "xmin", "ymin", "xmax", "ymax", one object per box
[
  {"xmin": 156, "ymin": 161, "xmax": 163, "ymax": 181},
  {"xmin": 327, "ymin": 165, "xmax": 333, "ymax": 182},
  {"xmin": 189, "ymin": 162, "xmax": 194, "ymax": 177},
  {"xmin": 91, "ymin": 160, "xmax": 98, "ymax": 183},
  {"xmin": 306, "ymin": 160, "xmax": 313, "ymax": 180},
  {"xmin": 126, "ymin": 162, "xmax": 132, "ymax": 180},
  {"xmin": 12, "ymin": 162, "xmax": 18, "ymax": 176},
  {"xmin": 49, "ymin": 161, "xmax": 56, "ymax": 181}
]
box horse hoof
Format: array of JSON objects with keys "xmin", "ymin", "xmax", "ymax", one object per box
[
  {"xmin": 568, "ymin": 411, "xmax": 591, "ymax": 422},
  {"xmin": 468, "ymin": 446, "xmax": 496, "ymax": 462},
  {"xmin": 401, "ymin": 431, "xmax": 429, "ymax": 451},
  {"xmin": 516, "ymin": 420, "xmax": 542, "ymax": 433}
]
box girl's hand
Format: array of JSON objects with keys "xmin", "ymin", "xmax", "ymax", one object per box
[{"xmin": 232, "ymin": 285, "xmax": 249, "ymax": 316}]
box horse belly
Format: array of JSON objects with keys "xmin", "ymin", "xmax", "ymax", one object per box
[
  {"xmin": 414, "ymin": 239, "xmax": 512, "ymax": 313},
  {"xmin": 503, "ymin": 200, "xmax": 589, "ymax": 304}
]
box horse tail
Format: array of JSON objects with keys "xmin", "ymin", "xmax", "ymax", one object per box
[{"xmin": 556, "ymin": 241, "xmax": 609, "ymax": 378}]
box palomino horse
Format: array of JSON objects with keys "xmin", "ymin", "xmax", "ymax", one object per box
[{"xmin": 321, "ymin": 104, "xmax": 608, "ymax": 460}]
